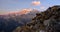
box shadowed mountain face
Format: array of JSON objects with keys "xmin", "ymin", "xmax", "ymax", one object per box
[{"xmin": 0, "ymin": 9, "xmax": 39, "ymax": 32}]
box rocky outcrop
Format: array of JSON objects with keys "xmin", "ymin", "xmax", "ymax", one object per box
[{"xmin": 14, "ymin": 5, "xmax": 60, "ymax": 32}]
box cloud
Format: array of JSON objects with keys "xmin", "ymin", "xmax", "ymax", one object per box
[
  {"xmin": 32, "ymin": 1, "xmax": 41, "ymax": 6},
  {"xmin": 40, "ymin": 6, "xmax": 46, "ymax": 11},
  {"xmin": 40, "ymin": 6, "xmax": 45, "ymax": 9}
]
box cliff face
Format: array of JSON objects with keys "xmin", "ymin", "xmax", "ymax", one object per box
[
  {"xmin": 34, "ymin": 5, "xmax": 60, "ymax": 32},
  {"xmin": 14, "ymin": 5, "xmax": 60, "ymax": 32}
]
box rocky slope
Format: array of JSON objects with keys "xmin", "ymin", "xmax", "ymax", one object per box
[{"xmin": 13, "ymin": 5, "xmax": 60, "ymax": 32}]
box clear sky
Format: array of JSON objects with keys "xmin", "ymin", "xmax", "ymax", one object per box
[{"xmin": 0, "ymin": 0, "xmax": 60, "ymax": 14}]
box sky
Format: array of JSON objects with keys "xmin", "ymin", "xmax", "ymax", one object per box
[{"xmin": 0, "ymin": 0, "xmax": 60, "ymax": 14}]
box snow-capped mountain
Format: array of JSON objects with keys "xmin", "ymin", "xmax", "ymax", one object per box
[{"xmin": 0, "ymin": 8, "xmax": 39, "ymax": 32}]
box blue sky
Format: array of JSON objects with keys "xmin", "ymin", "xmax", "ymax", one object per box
[{"xmin": 0, "ymin": 0, "xmax": 60, "ymax": 14}]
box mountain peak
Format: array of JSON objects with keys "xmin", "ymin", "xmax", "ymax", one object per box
[
  {"xmin": 17, "ymin": 8, "xmax": 32, "ymax": 14},
  {"xmin": 7, "ymin": 8, "xmax": 39, "ymax": 15}
]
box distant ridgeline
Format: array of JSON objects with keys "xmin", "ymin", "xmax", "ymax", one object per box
[
  {"xmin": 13, "ymin": 5, "xmax": 60, "ymax": 32},
  {"xmin": 0, "ymin": 9, "xmax": 39, "ymax": 32}
]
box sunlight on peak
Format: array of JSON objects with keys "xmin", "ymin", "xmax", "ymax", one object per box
[{"xmin": 22, "ymin": 8, "xmax": 32, "ymax": 11}]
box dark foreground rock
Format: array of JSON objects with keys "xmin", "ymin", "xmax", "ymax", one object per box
[{"xmin": 13, "ymin": 5, "xmax": 60, "ymax": 32}]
